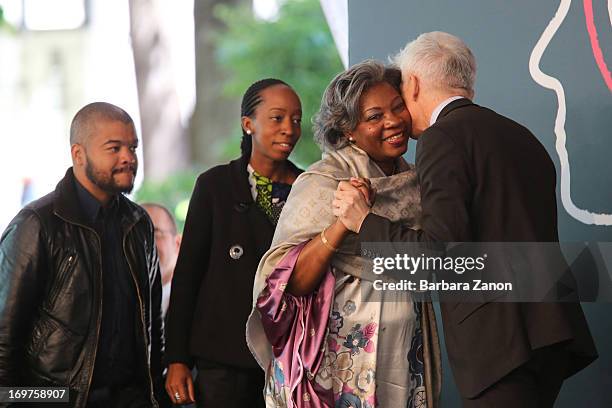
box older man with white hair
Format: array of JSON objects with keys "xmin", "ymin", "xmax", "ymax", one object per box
[{"xmin": 333, "ymin": 32, "xmax": 597, "ymax": 407}]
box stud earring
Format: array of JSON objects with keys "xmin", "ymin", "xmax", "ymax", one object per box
[{"xmin": 246, "ymin": 129, "xmax": 252, "ymax": 135}]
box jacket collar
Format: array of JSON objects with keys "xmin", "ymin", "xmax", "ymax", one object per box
[
  {"xmin": 437, "ymin": 97, "xmax": 474, "ymax": 120},
  {"xmin": 228, "ymin": 154, "xmax": 303, "ymax": 205},
  {"xmin": 229, "ymin": 155, "xmax": 255, "ymax": 205},
  {"xmin": 53, "ymin": 167, "xmax": 143, "ymax": 229}
]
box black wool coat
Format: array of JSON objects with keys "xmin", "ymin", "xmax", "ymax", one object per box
[{"xmin": 165, "ymin": 155, "xmax": 301, "ymax": 368}]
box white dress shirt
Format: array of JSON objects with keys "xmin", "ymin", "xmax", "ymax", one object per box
[{"xmin": 429, "ymin": 96, "xmax": 466, "ymax": 125}]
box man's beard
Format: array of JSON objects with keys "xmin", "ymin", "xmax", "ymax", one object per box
[{"xmin": 85, "ymin": 157, "xmax": 136, "ymax": 195}]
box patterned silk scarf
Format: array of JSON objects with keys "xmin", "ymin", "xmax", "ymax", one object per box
[{"xmin": 247, "ymin": 144, "xmax": 442, "ymax": 408}]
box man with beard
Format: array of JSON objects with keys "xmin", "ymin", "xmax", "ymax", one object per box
[{"xmin": 0, "ymin": 102, "xmax": 166, "ymax": 407}]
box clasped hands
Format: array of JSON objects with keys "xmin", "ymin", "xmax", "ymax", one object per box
[{"xmin": 332, "ymin": 177, "xmax": 375, "ymax": 233}]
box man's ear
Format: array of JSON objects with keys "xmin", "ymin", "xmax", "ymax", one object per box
[
  {"xmin": 71, "ymin": 144, "xmax": 84, "ymax": 166},
  {"xmin": 410, "ymin": 74, "xmax": 420, "ymax": 101},
  {"xmin": 174, "ymin": 234, "xmax": 182, "ymax": 251}
]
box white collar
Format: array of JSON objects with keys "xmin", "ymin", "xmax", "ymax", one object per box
[{"xmin": 429, "ymin": 96, "xmax": 465, "ymax": 126}]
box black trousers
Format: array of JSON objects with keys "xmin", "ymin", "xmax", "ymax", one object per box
[
  {"xmin": 462, "ymin": 344, "xmax": 570, "ymax": 408},
  {"xmin": 194, "ymin": 359, "xmax": 265, "ymax": 408},
  {"xmin": 86, "ymin": 383, "xmax": 152, "ymax": 408}
]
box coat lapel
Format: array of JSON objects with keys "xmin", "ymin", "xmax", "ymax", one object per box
[
  {"xmin": 228, "ymin": 156, "xmax": 303, "ymax": 255},
  {"xmin": 228, "ymin": 156, "xmax": 275, "ymax": 254}
]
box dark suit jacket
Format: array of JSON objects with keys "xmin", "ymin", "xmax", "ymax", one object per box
[
  {"xmin": 359, "ymin": 98, "xmax": 597, "ymax": 397},
  {"xmin": 165, "ymin": 155, "xmax": 301, "ymax": 369}
]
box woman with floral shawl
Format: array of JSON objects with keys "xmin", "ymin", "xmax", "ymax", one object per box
[{"xmin": 246, "ymin": 60, "xmax": 441, "ymax": 408}]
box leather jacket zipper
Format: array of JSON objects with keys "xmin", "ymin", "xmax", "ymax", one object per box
[
  {"xmin": 54, "ymin": 211, "xmax": 156, "ymax": 406},
  {"xmin": 47, "ymin": 253, "xmax": 76, "ymax": 308},
  {"xmin": 52, "ymin": 211, "xmax": 102, "ymax": 406}
]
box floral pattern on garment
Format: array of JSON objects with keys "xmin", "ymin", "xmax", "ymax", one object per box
[
  {"xmin": 262, "ymin": 265, "xmax": 428, "ymax": 408},
  {"xmin": 313, "ymin": 288, "xmax": 379, "ymax": 406},
  {"xmin": 329, "ymin": 311, "xmax": 344, "ymax": 335},
  {"xmin": 249, "ymin": 145, "xmax": 439, "ymax": 408},
  {"xmin": 336, "ymin": 392, "xmax": 362, "ymax": 408},
  {"xmin": 342, "ymin": 323, "xmax": 376, "ymax": 356},
  {"xmin": 342, "ymin": 300, "xmax": 356, "ymax": 316}
]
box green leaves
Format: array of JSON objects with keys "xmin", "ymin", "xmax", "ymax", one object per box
[{"xmin": 134, "ymin": 170, "xmax": 200, "ymax": 232}]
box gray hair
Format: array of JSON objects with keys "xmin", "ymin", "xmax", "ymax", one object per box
[
  {"xmin": 314, "ymin": 59, "xmax": 402, "ymax": 149},
  {"xmin": 70, "ymin": 102, "xmax": 134, "ymax": 145},
  {"xmin": 392, "ymin": 31, "xmax": 476, "ymax": 96}
]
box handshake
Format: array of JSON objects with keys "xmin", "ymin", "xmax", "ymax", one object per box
[{"xmin": 332, "ymin": 177, "xmax": 376, "ymax": 233}]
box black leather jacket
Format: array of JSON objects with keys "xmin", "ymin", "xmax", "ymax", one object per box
[{"xmin": 0, "ymin": 168, "xmax": 165, "ymax": 407}]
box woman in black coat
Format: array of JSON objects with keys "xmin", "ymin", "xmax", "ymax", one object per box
[{"xmin": 165, "ymin": 79, "xmax": 303, "ymax": 407}]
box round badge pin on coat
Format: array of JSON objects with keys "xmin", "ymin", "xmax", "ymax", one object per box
[{"xmin": 229, "ymin": 245, "xmax": 244, "ymax": 260}]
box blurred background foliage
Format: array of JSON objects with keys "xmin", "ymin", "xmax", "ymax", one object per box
[
  {"xmin": 0, "ymin": 4, "xmax": 16, "ymax": 33},
  {"xmin": 135, "ymin": 0, "xmax": 343, "ymax": 230},
  {"xmin": 0, "ymin": 5, "xmax": 8, "ymax": 30},
  {"xmin": 134, "ymin": 170, "xmax": 198, "ymax": 232}
]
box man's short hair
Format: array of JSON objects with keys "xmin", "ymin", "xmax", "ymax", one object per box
[
  {"xmin": 70, "ymin": 102, "xmax": 134, "ymax": 145},
  {"xmin": 392, "ymin": 31, "xmax": 477, "ymax": 96},
  {"xmin": 141, "ymin": 203, "xmax": 178, "ymax": 235}
]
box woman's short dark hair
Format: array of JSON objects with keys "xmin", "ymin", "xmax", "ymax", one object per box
[
  {"xmin": 240, "ymin": 78, "xmax": 291, "ymax": 157},
  {"xmin": 313, "ymin": 59, "xmax": 402, "ymax": 149}
]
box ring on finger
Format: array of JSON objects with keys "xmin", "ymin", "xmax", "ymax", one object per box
[{"xmin": 174, "ymin": 391, "xmax": 181, "ymax": 401}]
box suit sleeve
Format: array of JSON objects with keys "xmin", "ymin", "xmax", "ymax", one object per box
[
  {"xmin": 0, "ymin": 210, "xmax": 46, "ymax": 385},
  {"xmin": 359, "ymin": 127, "xmax": 473, "ymax": 244},
  {"xmin": 165, "ymin": 173, "xmax": 214, "ymax": 366}
]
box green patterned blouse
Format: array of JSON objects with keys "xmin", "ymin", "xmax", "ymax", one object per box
[{"xmin": 247, "ymin": 165, "xmax": 293, "ymax": 225}]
